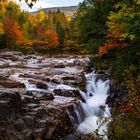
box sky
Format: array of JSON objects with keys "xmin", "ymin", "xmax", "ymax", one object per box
[{"xmin": 14, "ymin": 0, "xmax": 84, "ymax": 12}]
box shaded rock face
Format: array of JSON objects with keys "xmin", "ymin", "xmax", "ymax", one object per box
[
  {"xmin": 106, "ymin": 78, "xmax": 127, "ymax": 108},
  {"xmin": 0, "ymin": 51, "xmax": 90, "ymax": 140},
  {"xmin": 0, "ymin": 89, "xmax": 75, "ymax": 140},
  {"xmin": 0, "ymin": 89, "xmax": 21, "ymax": 120}
]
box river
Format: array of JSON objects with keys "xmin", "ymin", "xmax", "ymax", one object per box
[{"xmin": 0, "ymin": 51, "xmax": 110, "ymax": 140}]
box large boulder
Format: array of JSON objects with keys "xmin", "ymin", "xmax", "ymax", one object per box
[
  {"xmin": 0, "ymin": 89, "xmax": 22, "ymax": 120},
  {"xmin": 45, "ymin": 111, "xmax": 74, "ymax": 140}
]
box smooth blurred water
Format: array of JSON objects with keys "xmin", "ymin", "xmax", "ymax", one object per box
[{"xmin": 74, "ymin": 72, "xmax": 110, "ymax": 139}]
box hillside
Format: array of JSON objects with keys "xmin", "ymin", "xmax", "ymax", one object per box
[{"xmin": 31, "ymin": 6, "xmax": 78, "ymax": 18}]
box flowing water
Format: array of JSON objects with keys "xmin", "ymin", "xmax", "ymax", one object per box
[
  {"xmin": 1, "ymin": 53, "xmax": 110, "ymax": 139},
  {"xmin": 69, "ymin": 72, "xmax": 110, "ymax": 139}
]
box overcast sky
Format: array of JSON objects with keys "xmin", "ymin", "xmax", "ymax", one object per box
[{"xmin": 15, "ymin": 0, "xmax": 83, "ymax": 12}]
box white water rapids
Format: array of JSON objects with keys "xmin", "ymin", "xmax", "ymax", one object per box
[
  {"xmin": 69, "ymin": 72, "xmax": 110, "ymax": 139},
  {"xmin": 7, "ymin": 56, "xmax": 110, "ymax": 139}
]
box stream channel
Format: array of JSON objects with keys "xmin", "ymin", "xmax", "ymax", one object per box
[{"xmin": 0, "ymin": 52, "xmax": 110, "ymax": 140}]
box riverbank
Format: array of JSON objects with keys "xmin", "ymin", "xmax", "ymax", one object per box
[{"xmin": 91, "ymin": 54, "xmax": 140, "ymax": 140}]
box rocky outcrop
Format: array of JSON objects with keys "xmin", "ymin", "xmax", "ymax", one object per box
[
  {"xmin": 0, "ymin": 88, "xmax": 77, "ymax": 140},
  {"xmin": 106, "ymin": 79, "xmax": 127, "ymax": 107},
  {"xmin": 0, "ymin": 89, "xmax": 21, "ymax": 120},
  {"xmin": 0, "ymin": 51, "xmax": 90, "ymax": 140}
]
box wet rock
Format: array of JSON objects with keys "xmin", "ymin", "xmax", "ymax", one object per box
[
  {"xmin": 0, "ymin": 89, "xmax": 21, "ymax": 120},
  {"xmin": 23, "ymin": 116, "xmax": 34, "ymax": 129},
  {"xmin": 62, "ymin": 73, "xmax": 86, "ymax": 91},
  {"xmin": 0, "ymin": 80, "xmax": 25, "ymax": 88},
  {"xmin": 0, "ymin": 74, "xmax": 8, "ymax": 81},
  {"xmin": 19, "ymin": 73, "xmax": 44, "ymax": 80},
  {"xmin": 36, "ymin": 119, "xmax": 48, "ymax": 129},
  {"xmin": 0, "ymin": 51, "xmax": 22, "ymax": 56},
  {"xmin": 74, "ymin": 73, "xmax": 86, "ymax": 90},
  {"xmin": 22, "ymin": 95, "xmax": 37, "ymax": 104},
  {"xmin": 45, "ymin": 111, "xmax": 74, "ymax": 140},
  {"xmin": 53, "ymin": 63, "xmax": 65, "ymax": 68},
  {"xmin": 0, "ymin": 51, "xmax": 22, "ymax": 61},
  {"xmin": 25, "ymin": 103, "xmax": 40, "ymax": 109},
  {"xmin": 28, "ymin": 79, "xmax": 48, "ymax": 89},
  {"xmin": 95, "ymin": 74, "xmax": 108, "ymax": 82},
  {"xmin": 24, "ymin": 55, "xmax": 37, "ymax": 60},
  {"xmin": 41, "ymin": 92, "xmax": 54, "ymax": 100},
  {"xmin": 96, "ymin": 70, "xmax": 105, "ymax": 74},
  {"xmin": 30, "ymin": 90, "xmax": 54, "ymax": 100},
  {"xmin": 51, "ymin": 78, "xmax": 61, "ymax": 84},
  {"xmin": 6, "ymin": 130, "xmax": 24, "ymax": 140},
  {"xmin": 53, "ymin": 89, "xmax": 81, "ymax": 98},
  {"xmin": 22, "ymin": 129, "xmax": 33, "ymax": 140},
  {"xmin": 41, "ymin": 67, "xmax": 56, "ymax": 75},
  {"xmin": 32, "ymin": 107, "xmax": 45, "ymax": 119},
  {"xmin": 74, "ymin": 60, "xmax": 86, "ymax": 66},
  {"xmin": 33, "ymin": 128, "xmax": 45, "ymax": 140},
  {"xmin": 62, "ymin": 74, "xmax": 75, "ymax": 81},
  {"xmin": 63, "ymin": 134, "xmax": 76, "ymax": 140},
  {"xmin": 107, "ymin": 79, "xmax": 127, "ymax": 107},
  {"xmin": 14, "ymin": 118, "xmax": 27, "ymax": 131}
]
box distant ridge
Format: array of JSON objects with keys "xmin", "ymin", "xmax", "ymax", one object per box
[{"xmin": 30, "ymin": 6, "xmax": 78, "ymax": 18}]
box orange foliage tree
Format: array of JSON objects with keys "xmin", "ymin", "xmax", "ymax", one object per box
[
  {"xmin": 3, "ymin": 16, "xmax": 23, "ymax": 48},
  {"xmin": 33, "ymin": 25, "xmax": 59, "ymax": 49},
  {"xmin": 45, "ymin": 30, "xmax": 59, "ymax": 47}
]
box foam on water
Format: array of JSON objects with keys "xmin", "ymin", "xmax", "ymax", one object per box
[{"xmin": 75, "ymin": 72, "xmax": 110, "ymax": 139}]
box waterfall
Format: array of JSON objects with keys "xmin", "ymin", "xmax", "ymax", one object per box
[{"xmin": 71, "ymin": 72, "xmax": 110, "ymax": 139}]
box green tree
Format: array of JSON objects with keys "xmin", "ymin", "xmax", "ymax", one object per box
[{"xmin": 75, "ymin": 0, "xmax": 119, "ymax": 54}]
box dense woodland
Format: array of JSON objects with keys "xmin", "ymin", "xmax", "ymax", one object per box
[
  {"xmin": 0, "ymin": 0, "xmax": 140, "ymax": 139},
  {"xmin": 75, "ymin": 0, "xmax": 140, "ymax": 139}
]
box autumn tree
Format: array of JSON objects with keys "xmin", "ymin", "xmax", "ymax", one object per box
[
  {"xmin": 35, "ymin": 10, "xmax": 47, "ymax": 25},
  {"xmin": 99, "ymin": 1, "xmax": 140, "ymax": 56},
  {"xmin": 5, "ymin": 1, "xmax": 22, "ymax": 22},
  {"xmin": 47, "ymin": 10, "xmax": 69, "ymax": 46},
  {"xmin": 73, "ymin": 0, "xmax": 120, "ymax": 54},
  {"xmin": 33, "ymin": 24, "xmax": 59, "ymax": 53},
  {"xmin": 3, "ymin": 16, "xmax": 23, "ymax": 48},
  {"xmin": 45, "ymin": 29, "xmax": 59, "ymax": 47}
]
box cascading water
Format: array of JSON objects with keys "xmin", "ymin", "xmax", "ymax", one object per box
[{"xmin": 70, "ymin": 72, "xmax": 110, "ymax": 139}]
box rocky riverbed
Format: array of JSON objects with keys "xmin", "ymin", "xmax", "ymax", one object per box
[
  {"xmin": 0, "ymin": 51, "xmax": 111, "ymax": 140},
  {"xmin": 0, "ymin": 51, "xmax": 92, "ymax": 140}
]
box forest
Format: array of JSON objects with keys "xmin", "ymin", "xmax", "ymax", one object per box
[{"xmin": 0, "ymin": 0, "xmax": 140, "ymax": 139}]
